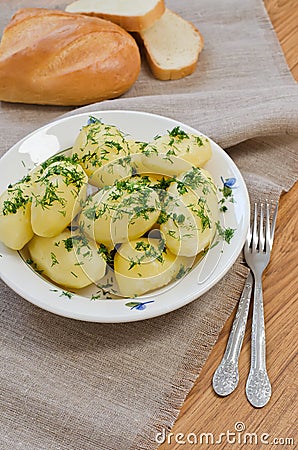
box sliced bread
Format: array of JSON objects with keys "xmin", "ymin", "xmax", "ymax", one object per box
[
  {"xmin": 65, "ymin": 0, "xmax": 165, "ymax": 32},
  {"xmin": 139, "ymin": 8, "xmax": 204, "ymax": 81}
]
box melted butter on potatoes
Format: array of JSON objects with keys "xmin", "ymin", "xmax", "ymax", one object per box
[{"xmin": 28, "ymin": 230, "xmax": 106, "ymax": 289}]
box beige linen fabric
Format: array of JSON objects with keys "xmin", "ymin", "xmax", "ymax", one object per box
[{"xmin": 0, "ymin": 1, "xmax": 297, "ymax": 449}]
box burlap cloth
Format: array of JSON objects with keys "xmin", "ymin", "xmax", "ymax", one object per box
[{"xmin": 0, "ymin": 1, "xmax": 297, "ymax": 449}]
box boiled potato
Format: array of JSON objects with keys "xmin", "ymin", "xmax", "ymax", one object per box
[
  {"xmin": 89, "ymin": 137, "xmax": 150, "ymax": 188},
  {"xmin": 141, "ymin": 126, "xmax": 212, "ymax": 176},
  {"xmin": 79, "ymin": 180, "xmax": 160, "ymax": 247},
  {"xmin": 27, "ymin": 230, "xmax": 106, "ymax": 289},
  {"xmin": 126, "ymin": 139, "xmax": 149, "ymax": 174},
  {"xmin": 31, "ymin": 160, "xmax": 88, "ymax": 237},
  {"xmin": 89, "ymin": 155, "xmax": 136, "ymax": 188},
  {"xmin": 91, "ymin": 169, "xmax": 169, "ymax": 194},
  {"xmin": 129, "ymin": 174, "xmax": 172, "ymax": 232},
  {"xmin": 160, "ymin": 167, "xmax": 219, "ymax": 256},
  {"xmin": 71, "ymin": 118, "xmax": 129, "ymax": 179},
  {"xmin": 127, "ymin": 139, "xmax": 148, "ymax": 154},
  {"xmin": 128, "ymin": 173, "xmax": 172, "ymax": 194},
  {"xmin": 114, "ymin": 237, "xmax": 191, "ymax": 297},
  {"xmin": 0, "ymin": 175, "xmax": 34, "ymax": 250},
  {"xmin": 142, "ymin": 152, "xmax": 192, "ymax": 178}
]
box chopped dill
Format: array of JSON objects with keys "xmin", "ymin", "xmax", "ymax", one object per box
[
  {"xmin": 97, "ymin": 244, "xmax": 114, "ymax": 268},
  {"xmin": 40, "ymin": 154, "xmax": 79, "ymax": 172},
  {"xmin": 105, "ymin": 140, "xmax": 123, "ymax": 153},
  {"xmin": 195, "ymin": 136, "xmax": 204, "ymax": 146},
  {"xmin": 157, "ymin": 210, "xmax": 170, "ymax": 224},
  {"xmin": 62, "ymin": 237, "xmax": 74, "ymax": 252},
  {"xmin": 176, "ymin": 265, "xmax": 189, "ymax": 280},
  {"xmin": 61, "ymin": 234, "xmax": 91, "ymax": 257},
  {"xmin": 172, "ymin": 213, "xmax": 186, "ymax": 225},
  {"xmin": 33, "ymin": 182, "xmax": 65, "ymax": 210},
  {"xmin": 188, "ymin": 199, "xmax": 211, "ymax": 231},
  {"xmin": 215, "ymin": 221, "xmax": 235, "ymax": 244},
  {"xmin": 50, "ymin": 252, "xmax": 59, "ymax": 267},
  {"xmin": 59, "ymin": 291, "xmax": 74, "ymax": 299},
  {"xmin": 218, "ymin": 177, "xmax": 236, "ymax": 212},
  {"xmin": 2, "ymin": 187, "xmax": 30, "ymax": 215},
  {"xmin": 168, "ymin": 126, "xmax": 189, "ymax": 140},
  {"xmin": 26, "ymin": 258, "xmax": 43, "ymax": 275},
  {"xmin": 128, "ymin": 239, "xmax": 166, "ymax": 270}
]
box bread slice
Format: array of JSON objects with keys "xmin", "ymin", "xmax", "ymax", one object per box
[
  {"xmin": 65, "ymin": 0, "xmax": 165, "ymax": 32},
  {"xmin": 0, "ymin": 8, "xmax": 141, "ymax": 106},
  {"xmin": 139, "ymin": 9, "xmax": 204, "ymax": 81}
]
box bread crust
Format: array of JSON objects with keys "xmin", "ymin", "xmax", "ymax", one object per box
[
  {"xmin": 66, "ymin": 0, "xmax": 165, "ymax": 32},
  {"xmin": 0, "ymin": 8, "xmax": 141, "ymax": 106},
  {"xmin": 139, "ymin": 9, "xmax": 204, "ymax": 81},
  {"xmin": 144, "ymin": 57, "xmax": 199, "ymax": 81}
]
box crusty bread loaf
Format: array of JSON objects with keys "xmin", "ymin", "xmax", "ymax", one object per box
[
  {"xmin": 0, "ymin": 8, "xmax": 141, "ymax": 106},
  {"xmin": 139, "ymin": 9, "xmax": 204, "ymax": 81},
  {"xmin": 65, "ymin": 0, "xmax": 165, "ymax": 32}
]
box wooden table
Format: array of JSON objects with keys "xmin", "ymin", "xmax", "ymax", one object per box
[{"xmin": 161, "ymin": 1, "xmax": 298, "ymax": 448}]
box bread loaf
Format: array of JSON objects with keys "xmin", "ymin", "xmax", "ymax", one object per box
[
  {"xmin": 0, "ymin": 8, "xmax": 141, "ymax": 106},
  {"xmin": 65, "ymin": 0, "xmax": 165, "ymax": 32},
  {"xmin": 139, "ymin": 9, "xmax": 204, "ymax": 81}
]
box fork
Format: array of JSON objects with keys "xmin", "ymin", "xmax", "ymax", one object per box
[{"xmin": 245, "ymin": 201, "xmax": 278, "ymax": 408}]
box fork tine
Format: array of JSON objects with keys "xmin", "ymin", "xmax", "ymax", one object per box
[
  {"xmin": 252, "ymin": 202, "xmax": 258, "ymax": 251},
  {"xmin": 265, "ymin": 202, "xmax": 270, "ymax": 252},
  {"xmin": 245, "ymin": 223, "xmax": 251, "ymax": 251},
  {"xmin": 259, "ymin": 203, "xmax": 265, "ymax": 252},
  {"xmin": 270, "ymin": 202, "xmax": 278, "ymax": 248}
]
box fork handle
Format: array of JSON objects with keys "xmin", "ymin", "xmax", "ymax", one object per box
[
  {"xmin": 213, "ymin": 271, "xmax": 253, "ymax": 396},
  {"xmin": 246, "ymin": 276, "xmax": 271, "ymax": 407}
]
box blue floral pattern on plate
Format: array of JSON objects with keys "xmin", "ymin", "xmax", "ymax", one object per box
[{"xmin": 125, "ymin": 300, "xmax": 155, "ymax": 311}]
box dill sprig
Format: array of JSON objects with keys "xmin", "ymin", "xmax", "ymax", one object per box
[
  {"xmin": 187, "ymin": 198, "xmax": 211, "ymax": 231},
  {"xmin": 50, "ymin": 252, "xmax": 59, "ymax": 267},
  {"xmin": 97, "ymin": 243, "xmax": 114, "ymax": 268},
  {"xmin": 167, "ymin": 126, "xmax": 190, "ymax": 141},
  {"xmin": 60, "ymin": 232, "xmax": 92, "ymax": 258},
  {"xmin": 215, "ymin": 221, "xmax": 235, "ymax": 244}
]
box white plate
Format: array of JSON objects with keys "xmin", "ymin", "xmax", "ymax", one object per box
[{"xmin": 0, "ymin": 111, "xmax": 250, "ymax": 322}]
